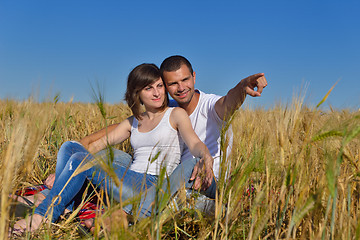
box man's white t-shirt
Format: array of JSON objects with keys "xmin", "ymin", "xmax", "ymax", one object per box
[{"xmin": 170, "ymin": 90, "xmax": 233, "ymax": 180}]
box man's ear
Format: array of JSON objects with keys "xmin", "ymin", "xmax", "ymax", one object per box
[{"xmin": 193, "ymin": 71, "xmax": 196, "ymax": 85}]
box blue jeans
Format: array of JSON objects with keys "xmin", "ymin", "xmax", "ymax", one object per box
[
  {"xmin": 54, "ymin": 141, "xmax": 133, "ymax": 179},
  {"xmin": 34, "ymin": 141, "xmax": 157, "ymax": 222},
  {"xmin": 41, "ymin": 141, "xmax": 133, "ymax": 211},
  {"xmin": 137, "ymin": 157, "xmax": 217, "ymax": 218}
]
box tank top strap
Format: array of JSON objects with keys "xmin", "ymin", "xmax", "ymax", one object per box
[
  {"xmin": 160, "ymin": 107, "xmax": 173, "ymax": 125},
  {"xmin": 131, "ymin": 116, "xmax": 139, "ymax": 130}
]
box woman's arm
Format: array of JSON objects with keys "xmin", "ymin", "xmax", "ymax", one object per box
[
  {"xmin": 170, "ymin": 108, "xmax": 214, "ymax": 190},
  {"xmin": 79, "ymin": 123, "xmax": 120, "ymax": 149},
  {"xmin": 87, "ymin": 117, "xmax": 133, "ymax": 154}
]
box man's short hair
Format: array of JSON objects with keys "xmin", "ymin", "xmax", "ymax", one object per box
[{"xmin": 160, "ymin": 55, "xmax": 194, "ymax": 76}]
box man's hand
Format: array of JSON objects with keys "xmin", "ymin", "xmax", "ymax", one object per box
[
  {"xmin": 215, "ymin": 73, "xmax": 268, "ymax": 121},
  {"xmin": 190, "ymin": 157, "xmax": 214, "ymax": 191},
  {"xmin": 241, "ymin": 73, "xmax": 267, "ymax": 97}
]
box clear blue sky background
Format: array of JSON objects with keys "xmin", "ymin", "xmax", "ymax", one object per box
[{"xmin": 1, "ymin": 0, "xmax": 359, "ymax": 109}]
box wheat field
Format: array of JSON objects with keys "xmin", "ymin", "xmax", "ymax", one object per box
[{"xmin": 0, "ymin": 96, "xmax": 359, "ymax": 239}]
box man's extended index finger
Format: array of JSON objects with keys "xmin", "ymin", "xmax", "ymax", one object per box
[{"xmin": 248, "ymin": 73, "xmax": 265, "ymax": 83}]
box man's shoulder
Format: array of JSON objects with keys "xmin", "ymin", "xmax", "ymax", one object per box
[
  {"xmin": 196, "ymin": 90, "xmax": 224, "ymax": 124},
  {"xmin": 198, "ymin": 90, "xmax": 222, "ymax": 105}
]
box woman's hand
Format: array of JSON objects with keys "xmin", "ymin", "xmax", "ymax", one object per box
[{"xmin": 190, "ymin": 155, "xmax": 214, "ymax": 191}]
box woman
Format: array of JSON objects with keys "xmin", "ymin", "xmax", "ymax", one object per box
[{"xmin": 11, "ymin": 63, "xmax": 213, "ymax": 235}]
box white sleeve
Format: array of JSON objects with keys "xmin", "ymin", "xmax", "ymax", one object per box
[{"xmin": 205, "ymin": 94, "xmax": 223, "ymax": 126}]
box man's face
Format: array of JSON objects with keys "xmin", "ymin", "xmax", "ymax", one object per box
[{"xmin": 162, "ymin": 64, "xmax": 196, "ymax": 106}]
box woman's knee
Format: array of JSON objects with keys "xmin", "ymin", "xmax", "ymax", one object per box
[
  {"xmin": 56, "ymin": 141, "xmax": 84, "ymax": 176},
  {"xmin": 59, "ymin": 141, "xmax": 75, "ymax": 152},
  {"xmin": 66, "ymin": 152, "xmax": 90, "ymax": 170},
  {"xmin": 59, "ymin": 141, "xmax": 85, "ymax": 154}
]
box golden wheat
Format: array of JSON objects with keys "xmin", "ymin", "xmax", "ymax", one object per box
[{"xmin": 0, "ymin": 98, "xmax": 359, "ymax": 239}]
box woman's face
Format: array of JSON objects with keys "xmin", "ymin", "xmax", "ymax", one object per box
[{"xmin": 139, "ymin": 78, "xmax": 166, "ymax": 110}]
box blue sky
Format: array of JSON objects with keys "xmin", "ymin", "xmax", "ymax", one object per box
[{"xmin": 0, "ymin": 0, "xmax": 359, "ymax": 109}]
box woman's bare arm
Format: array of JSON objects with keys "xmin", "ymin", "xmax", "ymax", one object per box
[
  {"xmin": 170, "ymin": 107, "xmax": 214, "ymax": 190},
  {"xmin": 87, "ymin": 117, "xmax": 132, "ymax": 154},
  {"xmin": 79, "ymin": 123, "xmax": 120, "ymax": 149}
]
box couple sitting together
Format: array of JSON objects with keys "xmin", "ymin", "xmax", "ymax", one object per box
[{"xmin": 11, "ymin": 55, "xmax": 267, "ymax": 235}]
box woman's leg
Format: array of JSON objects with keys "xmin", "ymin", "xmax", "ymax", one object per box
[
  {"xmin": 54, "ymin": 141, "xmax": 88, "ymax": 180},
  {"xmin": 54, "ymin": 141, "xmax": 132, "ymax": 186},
  {"xmin": 40, "ymin": 141, "xmax": 90, "ymax": 211},
  {"xmin": 12, "ymin": 148, "xmax": 156, "ymax": 236},
  {"xmin": 10, "ymin": 145, "xmax": 136, "ymax": 234},
  {"xmin": 98, "ymin": 163, "xmax": 157, "ymax": 204},
  {"xmin": 41, "ymin": 144, "xmax": 132, "ymax": 213},
  {"xmin": 96, "ymin": 148, "xmax": 132, "ymax": 168},
  {"xmin": 34, "ymin": 152, "xmax": 94, "ymax": 222},
  {"xmin": 34, "ymin": 151, "xmax": 152, "ymax": 223},
  {"xmin": 11, "ymin": 151, "xmax": 94, "ymax": 234},
  {"xmin": 9, "ymin": 141, "xmax": 86, "ymax": 211}
]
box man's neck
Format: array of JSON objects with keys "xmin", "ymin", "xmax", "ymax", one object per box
[{"xmin": 179, "ymin": 91, "xmax": 200, "ymax": 116}]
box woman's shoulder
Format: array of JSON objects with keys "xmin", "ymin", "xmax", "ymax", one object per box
[
  {"xmin": 119, "ymin": 115, "xmax": 134, "ymax": 129},
  {"xmin": 170, "ymin": 107, "xmax": 187, "ymax": 117},
  {"xmin": 169, "ymin": 107, "xmax": 189, "ymax": 126}
]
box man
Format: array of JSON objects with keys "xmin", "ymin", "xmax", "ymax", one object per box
[{"xmin": 135, "ymin": 55, "xmax": 267, "ymax": 217}]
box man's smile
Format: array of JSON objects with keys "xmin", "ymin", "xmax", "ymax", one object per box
[{"xmin": 176, "ymin": 90, "xmax": 189, "ymax": 98}]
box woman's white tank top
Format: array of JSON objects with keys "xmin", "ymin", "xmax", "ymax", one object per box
[{"xmin": 129, "ymin": 108, "xmax": 184, "ymax": 175}]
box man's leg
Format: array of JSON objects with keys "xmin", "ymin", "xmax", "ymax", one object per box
[
  {"xmin": 202, "ymin": 178, "xmax": 217, "ymax": 199},
  {"xmin": 136, "ymin": 157, "xmax": 219, "ymax": 218},
  {"xmin": 136, "ymin": 158, "xmax": 198, "ymax": 218},
  {"xmin": 183, "ymin": 178, "xmax": 217, "ymax": 216}
]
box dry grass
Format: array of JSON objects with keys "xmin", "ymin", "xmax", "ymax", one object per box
[{"xmin": 0, "ymin": 97, "xmax": 359, "ymax": 239}]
